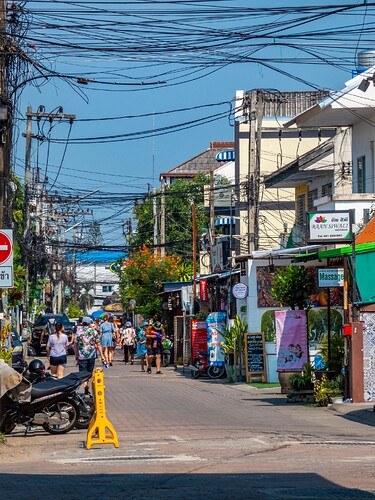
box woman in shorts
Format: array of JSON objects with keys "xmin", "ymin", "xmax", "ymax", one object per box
[{"xmin": 46, "ymin": 322, "xmax": 68, "ymax": 378}]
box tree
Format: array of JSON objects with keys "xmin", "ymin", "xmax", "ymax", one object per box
[
  {"xmin": 66, "ymin": 300, "xmax": 82, "ymax": 318},
  {"xmin": 79, "ymin": 282, "xmax": 94, "ymax": 312},
  {"xmin": 119, "ymin": 246, "xmax": 184, "ymax": 318},
  {"xmin": 132, "ymin": 175, "xmax": 209, "ymax": 264},
  {"xmin": 271, "ymin": 265, "xmax": 316, "ymax": 310}
]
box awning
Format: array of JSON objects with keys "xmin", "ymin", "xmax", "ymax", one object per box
[
  {"xmin": 215, "ymin": 150, "xmax": 235, "ymax": 162},
  {"xmin": 215, "ymin": 217, "xmax": 235, "ymax": 226},
  {"xmin": 196, "ymin": 269, "xmax": 240, "ymax": 281}
]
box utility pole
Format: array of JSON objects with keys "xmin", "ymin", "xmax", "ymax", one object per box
[
  {"xmin": 160, "ymin": 176, "xmax": 166, "ymax": 258},
  {"xmin": 153, "ymin": 187, "xmax": 158, "ymax": 258},
  {"xmin": 0, "ymin": 0, "xmax": 8, "ymax": 228},
  {"xmin": 209, "ymin": 168, "xmax": 215, "ymax": 249},
  {"xmin": 192, "ymin": 203, "xmax": 197, "ymax": 300},
  {"xmin": 247, "ymin": 90, "xmax": 264, "ymax": 253}
]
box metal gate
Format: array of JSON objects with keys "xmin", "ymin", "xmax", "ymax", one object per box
[
  {"xmin": 361, "ymin": 312, "xmax": 375, "ymax": 401},
  {"xmin": 173, "ymin": 314, "xmax": 193, "ymax": 367}
]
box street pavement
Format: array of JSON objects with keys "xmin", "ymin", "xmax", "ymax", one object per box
[{"xmin": 1, "ymin": 352, "xmax": 375, "ymax": 499}]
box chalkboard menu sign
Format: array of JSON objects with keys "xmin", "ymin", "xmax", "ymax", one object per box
[{"xmin": 245, "ymin": 333, "xmax": 266, "ymax": 382}]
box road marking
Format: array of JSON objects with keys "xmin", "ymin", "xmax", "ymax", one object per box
[{"xmin": 52, "ymin": 454, "xmax": 203, "ymax": 464}]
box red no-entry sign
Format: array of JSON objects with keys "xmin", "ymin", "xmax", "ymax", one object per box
[{"xmin": 0, "ymin": 231, "xmax": 12, "ymax": 265}]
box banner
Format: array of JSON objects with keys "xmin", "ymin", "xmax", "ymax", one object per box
[
  {"xmin": 191, "ymin": 320, "xmax": 207, "ymax": 362},
  {"xmin": 206, "ymin": 312, "xmax": 226, "ymax": 366},
  {"xmin": 275, "ymin": 310, "xmax": 308, "ymax": 372},
  {"xmin": 199, "ymin": 279, "xmax": 208, "ymax": 302}
]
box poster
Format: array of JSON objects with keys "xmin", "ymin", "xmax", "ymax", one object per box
[
  {"xmin": 191, "ymin": 320, "xmax": 207, "ymax": 362},
  {"xmin": 275, "ymin": 310, "xmax": 308, "ymax": 372},
  {"xmin": 206, "ymin": 312, "xmax": 226, "ymax": 366}
]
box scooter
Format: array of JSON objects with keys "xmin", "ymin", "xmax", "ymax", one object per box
[
  {"xmin": 0, "ymin": 373, "xmax": 86, "ymax": 435},
  {"xmin": 190, "ymin": 350, "xmax": 225, "ymax": 379},
  {"xmin": 162, "ymin": 336, "xmax": 173, "ymax": 367},
  {"xmin": 24, "ymin": 361, "xmax": 94, "ymax": 430}
]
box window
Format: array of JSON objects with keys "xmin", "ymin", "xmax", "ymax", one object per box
[
  {"xmin": 357, "ymin": 156, "xmax": 366, "ymax": 193},
  {"xmin": 307, "ymin": 188, "xmax": 318, "ymax": 211},
  {"xmin": 321, "ymin": 182, "xmax": 332, "ymax": 197},
  {"xmin": 102, "ymin": 285, "xmax": 113, "ymax": 293}
]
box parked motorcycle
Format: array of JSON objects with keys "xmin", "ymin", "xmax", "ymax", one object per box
[
  {"xmin": 0, "ymin": 373, "xmax": 85, "ymax": 435},
  {"xmin": 25, "ymin": 360, "xmax": 94, "ymax": 430},
  {"xmin": 190, "ymin": 350, "xmax": 226, "ymax": 379},
  {"xmin": 162, "ymin": 336, "xmax": 173, "ymax": 367}
]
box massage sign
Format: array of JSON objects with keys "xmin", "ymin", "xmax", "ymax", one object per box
[{"xmin": 307, "ymin": 211, "xmax": 354, "ymax": 244}]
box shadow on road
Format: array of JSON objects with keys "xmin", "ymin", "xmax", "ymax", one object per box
[
  {"xmin": 2, "ymin": 472, "xmax": 374, "ymax": 499},
  {"xmin": 336, "ymin": 408, "xmax": 375, "ymax": 428}
]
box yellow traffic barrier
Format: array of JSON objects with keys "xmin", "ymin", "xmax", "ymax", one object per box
[{"xmin": 86, "ymin": 368, "xmax": 119, "ymax": 449}]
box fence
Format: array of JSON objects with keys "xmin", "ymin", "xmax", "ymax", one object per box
[{"xmin": 173, "ymin": 314, "xmax": 193, "ymax": 367}]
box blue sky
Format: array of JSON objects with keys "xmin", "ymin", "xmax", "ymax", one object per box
[{"xmin": 12, "ymin": 1, "xmax": 372, "ymax": 243}]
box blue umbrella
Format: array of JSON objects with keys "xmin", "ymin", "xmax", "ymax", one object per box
[{"xmin": 92, "ymin": 310, "xmax": 105, "ymax": 319}]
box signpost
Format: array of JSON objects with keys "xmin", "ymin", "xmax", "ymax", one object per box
[
  {"xmin": 0, "ymin": 230, "xmax": 13, "ymax": 288},
  {"xmin": 245, "ymin": 333, "xmax": 266, "ymax": 383}
]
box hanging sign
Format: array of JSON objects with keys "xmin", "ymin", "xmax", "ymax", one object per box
[
  {"xmin": 199, "ymin": 279, "xmax": 208, "ymax": 301},
  {"xmin": 318, "ymin": 268, "xmax": 344, "ymax": 288},
  {"xmin": 307, "ymin": 211, "xmax": 353, "ymax": 243},
  {"xmin": 232, "ymin": 282, "xmax": 248, "ymax": 299},
  {"xmin": 275, "ymin": 310, "xmax": 308, "ymax": 372},
  {"xmin": 0, "ymin": 230, "xmax": 13, "ymax": 288}
]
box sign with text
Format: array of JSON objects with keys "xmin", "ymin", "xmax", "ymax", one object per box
[
  {"xmin": 307, "ymin": 211, "xmax": 353, "ymax": 243},
  {"xmin": 318, "ymin": 268, "xmax": 344, "ymax": 288},
  {"xmin": 0, "ymin": 230, "xmax": 13, "ymax": 288},
  {"xmin": 245, "ymin": 333, "xmax": 266, "ymax": 382},
  {"xmin": 199, "ymin": 279, "xmax": 208, "ymax": 302},
  {"xmin": 206, "ymin": 312, "xmax": 226, "ymax": 367},
  {"xmin": 191, "ymin": 320, "xmax": 207, "ymax": 362}
]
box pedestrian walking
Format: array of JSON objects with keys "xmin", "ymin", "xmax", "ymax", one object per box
[
  {"xmin": 122, "ymin": 321, "xmax": 135, "ymax": 364},
  {"xmin": 74, "ymin": 316, "xmax": 104, "ymax": 395},
  {"xmin": 99, "ymin": 315, "xmax": 115, "ymax": 366},
  {"xmin": 146, "ymin": 321, "xmax": 165, "ymax": 375},
  {"xmin": 136, "ymin": 321, "xmax": 148, "ymax": 372},
  {"xmin": 46, "ymin": 322, "xmax": 68, "ymax": 379}
]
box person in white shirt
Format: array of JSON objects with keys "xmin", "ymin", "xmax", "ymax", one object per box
[
  {"xmin": 122, "ymin": 321, "xmax": 135, "ymax": 365},
  {"xmin": 46, "ymin": 322, "xmax": 68, "ymax": 378}
]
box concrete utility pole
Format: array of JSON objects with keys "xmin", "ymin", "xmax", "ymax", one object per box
[
  {"xmin": 160, "ymin": 177, "xmax": 166, "ymax": 258},
  {"xmin": 0, "ymin": 0, "xmax": 8, "ymax": 229},
  {"xmin": 247, "ymin": 90, "xmax": 264, "ymax": 253},
  {"xmin": 153, "ymin": 187, "xmax": 158, "ymax": 258},
  {"xmin": 192, "ymin": 203, "xmax": 197, "ymax": 300}
]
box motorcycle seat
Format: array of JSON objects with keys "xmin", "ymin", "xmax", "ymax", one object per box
[{"xmin": 31, "ymin": 378, "xmax": 77, "ymax": 399}]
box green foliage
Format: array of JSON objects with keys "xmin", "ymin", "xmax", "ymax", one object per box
[
  {"xmin": 0, "ymin": 348, "xmax": 13, "ymax": 363},
  {"xmin": 11, "ymin": 174, "xmax": 24, "ymax": 239},
  {"xmin": 67, "ymin": 300, "xmax": 82, "ymax": 318},
  {"xmin": 79, "ymin": 283, "xmax": 94, "ymax": 313},
  {"xmin": 319, "ymin": 332, "xmax": 344, "ymax": 375},
  {"xmin": 288, "ymin": 363, "xmax": 314, "ymax": 391},
  {"xmin": 314, "ymin": 374, "xmax": 344, "ymax": 406},
  {"xmin": 261, "ymin": 310, "xmax": 276, "ymax": 342},
  {"xmin": 222, "ymin": 315, "xmax": 248, "ymax": 365},
  {"xmin": 120, "ymin": 246, "xmax": 182, "ymax": 318},
  {"xmin": 0, "ymin": 433, "xmax": 7, "ymax": 445},
  {"xmin": 271, "ymin": 265, "xmax": 316, "ymax": 310},
  {"xmin": 131, "ymin": 175, "xmax": 209, "ymax": 265}
]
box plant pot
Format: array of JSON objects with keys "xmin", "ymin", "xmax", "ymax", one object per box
[
  {"xmin": 227, "ymin": 353, "xmax": 235, "ymax": 366},
  {"xmin": 331, "ymin": 396, "xmax": 344, "ymax": 404},
  {"xmin": 278, "ymin": 371, "xmax": 296, "ymax": 394}
]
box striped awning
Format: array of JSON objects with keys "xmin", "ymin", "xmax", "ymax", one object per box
[
  {"xmin": 215, "ymin": 150, "xmax": 235, "ymax": 162},
  {"xmin": 215, "ymin": 217, "xmax": 235, "ymax": 226}
]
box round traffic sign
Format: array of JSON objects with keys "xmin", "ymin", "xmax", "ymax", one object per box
[{"xmin": 0, "ymin": 232, "xmax": 12, "ymax": 265}]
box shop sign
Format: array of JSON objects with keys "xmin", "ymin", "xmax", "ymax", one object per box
[
  {"xmin": 318, "ymin": 268, "xmax": 344, "ymax": 288},
  {"xmin": 199, "ymin": 279, "xmax": 208, "ymax": 301},
  {"xmin": 206, "ymin": 312, "xmax": 226, "ymax": 367},
  {"xmin": 307, "ymin": 211, "xmax": 353, "ymax": 243},
  {"xmin": 191, "ymin": 320, "xmax": 207, "ymax": 361},
  {"xmin": 232, "ymin": 282, "xmax": 248, "ymax": 299}
]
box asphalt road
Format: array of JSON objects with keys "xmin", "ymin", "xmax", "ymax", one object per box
[{"xmin": 1, "ymin": 354, "xmax": 375, "ymax": 499}]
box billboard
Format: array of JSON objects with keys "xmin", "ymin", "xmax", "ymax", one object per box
[
  {"xmin": 275, "ymin": 310, "xmax": 308, "ymax": 372},
  {"xmin": 307, "ymin": 211, "xmax": 353, "ymax": 243}
]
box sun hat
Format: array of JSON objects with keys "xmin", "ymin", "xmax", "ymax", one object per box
[
  {"xmin": 153, "ymin": 321, "xmax": 163, "ymax": 331},
  {"xmin": 82, "ymin": 316, "xmax": 92, "ymax": 325},
  {"xmin": 143, "ymin": 321, "xmax": 149, "ymax": 326}
]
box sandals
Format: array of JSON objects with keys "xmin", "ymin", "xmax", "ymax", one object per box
[
  {"xmin": 156, "ymin": 371, "xmax": 163, "ymax": 375},
  {"xmin": 147, "ymin": 367, "xmax": 151, "ymax": 374}
]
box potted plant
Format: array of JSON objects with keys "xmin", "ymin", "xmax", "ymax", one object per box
[
  {"xmin": 222, "ymin": 315, "xmax": 248, "ymax": 383},
  {"xmin": 314, "ymin": 374, "xmax": 344, "ymax": 406}
]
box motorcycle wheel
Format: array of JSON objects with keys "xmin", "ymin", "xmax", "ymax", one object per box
[
  {"xmin": 192, "ymin": 360, "xmax": 201, "ymax": 379},
  {"xmin": 207, "ymin": 365, "xmax": 225, "ymax": 379},
  {"xmin": 42, "ymin": 399, "xmax": 79, "ymax": 435},
  {"xmin": 0, "ymin": 419, "xmax": 16, "ymax": 434},
  {"xmin": 75, "ymin": 398, "xmax": 94, "ymax": 430},
  {"xmin": 162, "ymin": 352, "xmax": 170, "ymax": 368}
]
